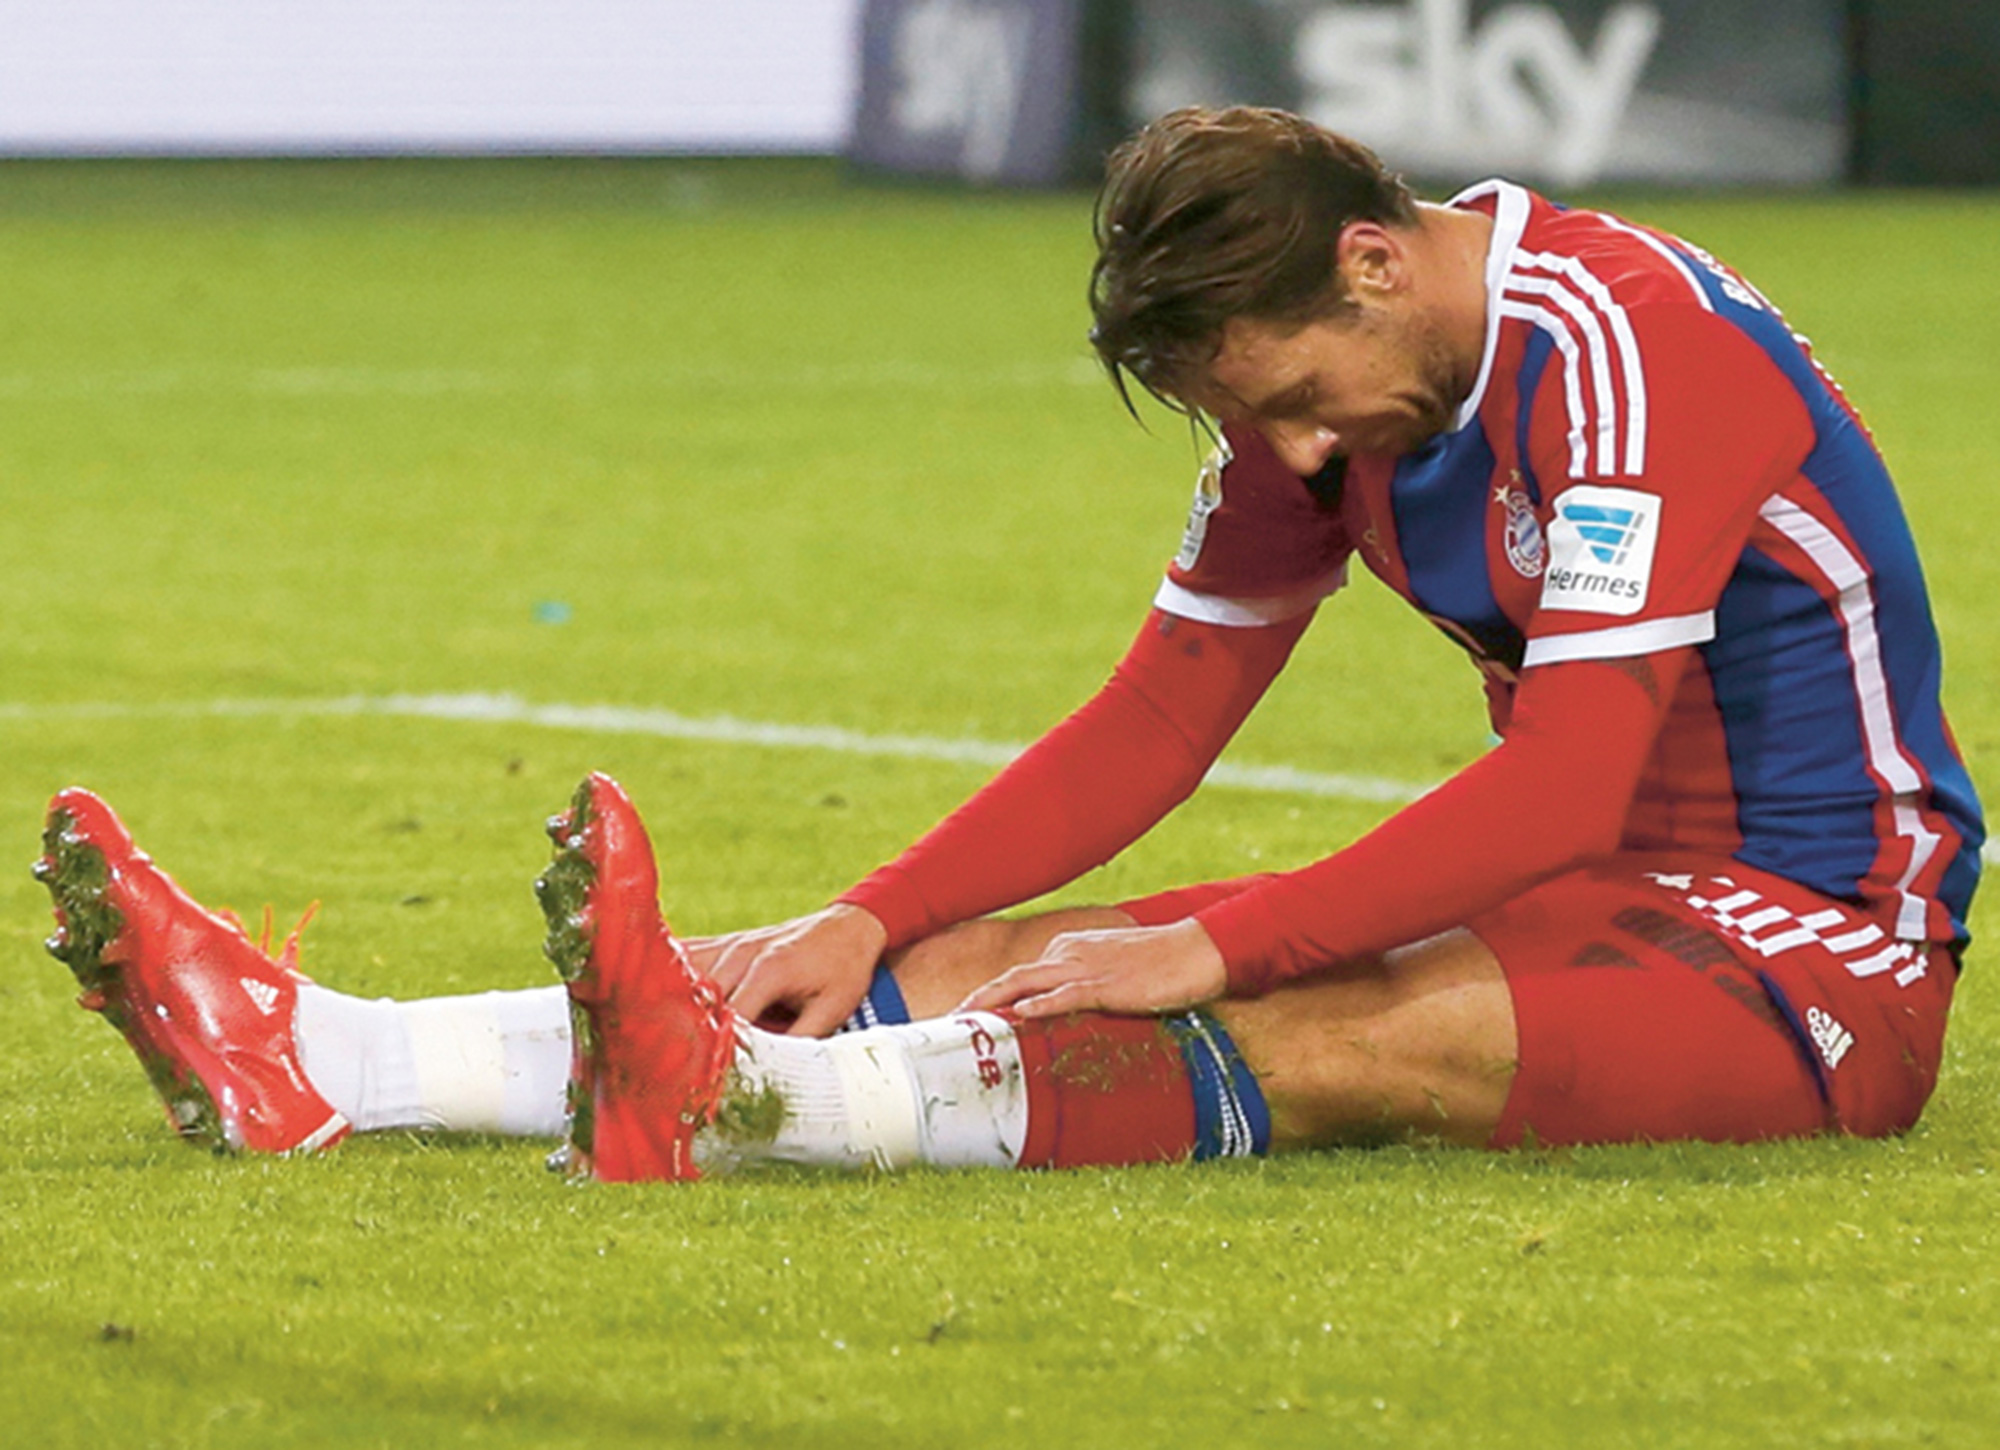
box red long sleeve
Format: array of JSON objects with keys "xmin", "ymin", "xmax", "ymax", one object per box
[
  {"xmin": 1200, "ymin": 650, "xmax": 1692, "ymax": 996},
  {"xmin": 839, "ymin": 608, "xmax": 1310, "ymax": 948}
]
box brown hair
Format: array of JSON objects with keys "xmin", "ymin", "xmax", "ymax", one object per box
[{"xmin": 1088, "ymin": 107, "xmax": 1416, "ymax": 415}]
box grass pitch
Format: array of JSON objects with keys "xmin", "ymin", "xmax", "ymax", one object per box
[{"xmin": 1, "ymin": 159, "xmax": 1996, "ymax": 1448}]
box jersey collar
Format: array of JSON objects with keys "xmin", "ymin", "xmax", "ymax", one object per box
[{"xmin": 1443, "ymin": 178, "xmax": 1533, "ymax": 434}]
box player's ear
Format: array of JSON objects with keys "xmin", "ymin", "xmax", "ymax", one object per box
[{"xmin": 1335, "ymin": 222, "xmax": 1404, "ymax": 299}]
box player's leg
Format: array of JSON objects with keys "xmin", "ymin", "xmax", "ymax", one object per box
[
  {"xmin": 34, "ymin": 785, "xmax": 1162, "ymax": 1156},
  {"xmin": 292, "ymin": 983, "xmax": 571, "ymax": 1138},
  {"xmin": 545, "ymin": 774, "xmax": 1283, "ymax": 1179},
  {"xmin": 1219, "ymin": 857, "xmax": 1953, "ymax": 1154},
  {"xmin": 881, "ymin": 908, "xmax": 1140, "ymax": 1020},
  {"xmin": 1212, "ymin": 858, "xmax": 1938, "ymax": 1153},
  {"xmin": 1215, "ymin": 930, "xmax": 1517, "ymax": 1148},
  {"xmin": 551, "ymin": 778, "xmax": 1944, "ymax": 1180},
  {"xmin": 35, "ymin": 787, "xmax": 572, "ymax": 1151},
  {"xmin": 1082, "ymin": 864, "xmax": 1925, "ymax": 1150},
  {"xmin": 544, "ymin": 772, "xmax": 1515, "ymax": 1180},
  {"xmin": 890, "ymin": 909, "xmax": 1517, "ymax": 1148},
  {"xmin": 887, "ymin": 891, "xmax": 1836, "ymax": 1155},
  {"xmin": 881, "ymin": 877, "xmax": 1516, "ymax": 1148}
]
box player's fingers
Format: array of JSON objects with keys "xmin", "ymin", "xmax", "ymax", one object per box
[
  {"xmin": 787, "ymin": 990, "xmax": 859, "ymax": 1039},
  {"xmin": 956, "ymin": 971, "xmax": 1026, "ymax": 1014},
  {"xmin": 681, "ymin": 935, "xmax": 727, "ymax": 977},
  {"xmin": 706, "ymin": 937, "xmax": 769, "ymax": 995},
  {"xmin": 725, "ymin": 959, "xmax": 794, "ymax": 1027},
  {"xmin": 1019, "ymin": 963, "xmax": 1166, "ymax": 1018},
  {"xmin": 1008, "ymin": 978, "xmax": 1110, "ymax": 1019},
  {"xmin": 959, "ymin": 959, "xmax": 1084, "ymax": 1014}
]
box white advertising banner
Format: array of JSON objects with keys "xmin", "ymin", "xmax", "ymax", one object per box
[{"xmin": 0, "ymin": 1, "xmax": 863, "ymax": 153}]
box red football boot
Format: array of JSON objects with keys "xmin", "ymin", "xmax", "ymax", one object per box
[
  {"xmin": 34, "ymin": 788, "xmax": 351, "ymax": 1155},
  {"xmin": 535, "ymin": 772, "xmax": 736, "ymax": 1182}
]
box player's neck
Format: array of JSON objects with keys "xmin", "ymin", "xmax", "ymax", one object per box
[{"xmin": 1412, "ymin": 202, "xmax": 1496, "ymax": 378}]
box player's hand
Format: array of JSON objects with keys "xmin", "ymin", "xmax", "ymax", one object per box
[
  {"xmin": 684, "ymin": 903, "xmax": 889, "ymax": 1038},
  {"xmin": 958, "ymin": 919, "xmax": 1227, "ymax": 1020}
]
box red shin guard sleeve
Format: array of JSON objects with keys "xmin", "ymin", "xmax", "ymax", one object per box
[
  {"xmin": 1200, "ymin": 653, "xmax": 1689, "ymax": 996},
  {"xmin": 840, "ymin": 609, "xmax": 1309, "ymax": 948},
  {"xmin": 1013, "ymin": 1012, "xmax": 1197, "ymax": 1169}
]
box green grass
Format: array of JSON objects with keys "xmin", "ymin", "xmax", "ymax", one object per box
[{"xmin": 1, "ymin": 158, "xmax": 1996, "ymax": 1447}]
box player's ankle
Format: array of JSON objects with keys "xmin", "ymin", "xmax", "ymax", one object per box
[{"xmin": 295, "ymin": 984, "xmax": 571, "ymax": 1136}]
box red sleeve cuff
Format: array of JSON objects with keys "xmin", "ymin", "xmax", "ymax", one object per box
[
  {"xmin": 835, "ymin": 867, "xmax": 937, "ymax": 954},
  {"xmin": 1196, "ymin": 891, "xmax": 1303, "ymax": 998}
]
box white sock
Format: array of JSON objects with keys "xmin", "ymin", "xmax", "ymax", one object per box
[
  {"xmin": 295, "ymin": 983, "xmax": 571, "ymax": 1136},
  {"xmin": 697, "ymin": 1011, "xmax": 1029, "ymax": 1173}
]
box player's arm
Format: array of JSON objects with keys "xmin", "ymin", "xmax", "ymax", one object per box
[
  {"xmin": 1196, "ymin": 647, "xmax": 1687, "ymax": 993},
  {"xmin": 702, "ymin": 604, "xmax": 1311, "ymax": 1033},
  {"xmin": 966, "ymin": 648, "xmax": 1687, "ymax": 1015},
  {"xmin": 836, "ymin": 606, "xmax": 1311, "ymax": 943}
]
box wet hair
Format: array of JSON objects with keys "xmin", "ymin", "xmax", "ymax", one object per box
[{"xmin": 1088, "ymin": 106, "xmax": 1417, "ymax": 416}]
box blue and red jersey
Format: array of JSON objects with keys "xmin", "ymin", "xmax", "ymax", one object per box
[{"xmin": 1161, "ymin": 181, "xmax": 1983, "ymax": 951}]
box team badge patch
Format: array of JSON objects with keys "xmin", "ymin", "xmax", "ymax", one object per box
[
  {"xmin": 1500, "ymin": 487, "xmax": 1545, "ymax": 578},
  {"xmin": 1541, "ymin": 484, "xmax": 1661, "ymax": 616},
  {"xmin": 1174, "ymin": 435, "xmax": 1231, "ymax": 572}
]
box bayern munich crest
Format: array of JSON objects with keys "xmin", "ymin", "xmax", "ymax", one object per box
[{"xmin": 1501, "ymin": 487, "xmax": 1546, "ymax": 578}]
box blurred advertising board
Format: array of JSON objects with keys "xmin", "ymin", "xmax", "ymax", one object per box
[
  {"xmin": 849, "ymin": 0, "xmax": 1120, "ymax": 184},
  {"xmin": 853, "ymin": 0, "xmax": 1848, "ymax": 187},
  {"xmin": 0, "ymin": 1, "xmax": 861, "ymax": 154}
]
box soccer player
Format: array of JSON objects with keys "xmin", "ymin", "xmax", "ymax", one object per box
[{"xmin": 39, "ymin": 107, "xmax": 1981, "ymax": 1180}]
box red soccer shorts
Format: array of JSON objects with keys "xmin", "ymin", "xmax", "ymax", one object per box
[{"xmin": 1121, "ymin": 853, "xmax": 1957, "ymax": 1148}]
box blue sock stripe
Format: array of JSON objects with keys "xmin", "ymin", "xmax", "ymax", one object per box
[
  {"xmin": 839, "ymin": 980, "xmax": 1271, "ymax": 1160},
  {"xmin": 1174, "ymin": 1010, "xmax": 1272, "ymax": 1160},
  {"xmin": 839, "ymin": 962, "xmax": 910, "ymax": 1033}
]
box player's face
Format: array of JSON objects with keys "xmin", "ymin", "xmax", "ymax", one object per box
[{"xmin": 1199, "ymin": 300, "xmax": 1467, "ymax": 474}]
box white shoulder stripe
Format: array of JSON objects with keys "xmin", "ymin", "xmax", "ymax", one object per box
[
  {"xmin": 1153, "ymin": 567, "xmax": 1347, "ymax": 627},
  {"xmin": 1521, "ymin": 611, "xmax": 1715, "ymax": 667},
  {"xmin": 1506, "ymin": 274, "xmax": 1621, "ymax": 476},
  {"xmin": 1504, "ymin": 254, "xmax": 1649, "ymax": 480},
  {"xmin": 1517, "ymin": 249, "xmax": 1649, "ymax": 475},
  {"xmin": 1497, "ymin": 296, "xmax": 1591, "ymax": 479}
]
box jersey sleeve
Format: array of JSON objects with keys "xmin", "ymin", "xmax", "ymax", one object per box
[
  {"xmin": 1156, "ymin": 424, "xmax": 1355, "ymax": 627},
  {"xmin": 1197, "ymin": 651, "xmax": 1689, "ymax": 995},
  {"xmin": 837, "ymin": 607, "xmax": 1312, "ymax": 949},
  {"xmin": 1518, "ymin": 304, "xmax": 1816, "ymax": 668}
]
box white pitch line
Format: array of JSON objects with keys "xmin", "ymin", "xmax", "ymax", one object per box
[
  {"xmin": 0, "ymin": 693, "xmax": 1430, "ymax": 805},
  {"xmin": 0, "ymin": 357, "xmax": 1104, "ymax": 400},
  {"xmin": 10, "ymin": 694, "xmax": 1996, "ymax": 869}
]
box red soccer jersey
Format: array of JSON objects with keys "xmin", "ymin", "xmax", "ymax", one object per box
[{"xmin": 1163, "ymin": 182, "xmax": 1980, "ymax": 969}]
